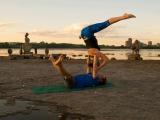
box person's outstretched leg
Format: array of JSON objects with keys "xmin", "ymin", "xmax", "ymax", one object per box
[
  {"xmin": 80, "ymin": 13, "xmax": 136, "ymax": 40},
  {"xmin": 49, "ymin": 55, "xmax": 74, "ymax": 88},
  {"xmin": 108, "ymin": 13, "xmax": 136, "ymax": 24},
  {"xmin": 50, "ymin": 55, "xmax": 70, "ymax": 76}
]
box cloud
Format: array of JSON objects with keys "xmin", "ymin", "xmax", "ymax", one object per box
[
  {"xmin": 63, "ymin": 23, "xmax": 85, "ymax": 33},
  {"xmin": 0, "ymin": 22, "xmax": 16, "ymax": 32},
  {"xmin": 30, "ymin": 30, "xmax": 60, "ymax": 37},
  {"xmin": 96, "ymin": 24, "xmax": 128, "ymax": 38},
  {"xmin": 0, "ymin": 22, "xmax": 15, "ymax": 28},
  {"xmin": 21, "ymin": 23, "xmax": 128, "ymax": 40},
  {"xmin": 28, "ymin": 23, "xmax": 85, "ymax": 38}
]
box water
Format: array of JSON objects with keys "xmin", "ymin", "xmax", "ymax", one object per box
[
  {"xmin": 0, "ymin": 48, "xmax": 160, "ymax": 60},
  {"xmin": 0, "ymin": 98, "xmax": 93, "ymax": 120},
  {"xmin": 0, "ymin": 99, "xmax": 58, "ymax": 120}
]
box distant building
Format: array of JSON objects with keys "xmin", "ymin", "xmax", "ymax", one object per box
[
  {"xmin": 148, "ymin": 41, "xmax": 152, "ymax": 46},
  {"xmin": 157, "ymin": 43, "xmax": 160, "ymax": 47},
  {"xmin": 125, "ymin": 38, "xmax": 132, "ymax": 48}
]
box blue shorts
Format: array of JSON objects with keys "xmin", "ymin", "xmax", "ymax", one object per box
[
  {"xmin": 81, "ymin": 20, "xmax": 111, "ymax": 40},
  {"xmin": 73, "ymin": 73, "xmax": 100, "ymax": 89},
  {"xmin": 80, "ymin": 21, "xmax": 111, "ymax": 49}
]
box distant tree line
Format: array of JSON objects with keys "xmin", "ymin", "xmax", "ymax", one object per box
[
  {"xmin": 0, "ymin": 42, "xmax": 160, "ymax": 49},
  {"xmin": 0, "ymin": 42, "xmax": 86, "ymax": 49}
]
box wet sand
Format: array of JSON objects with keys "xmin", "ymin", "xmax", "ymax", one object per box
[{"xmin": 0, "ymin": 57, "xmax": 160, "ymax": 120}]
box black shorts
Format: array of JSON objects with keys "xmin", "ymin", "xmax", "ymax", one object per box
[{"xmin": 84, "ymin": 36, "xmax": 100, "ymax": 50}]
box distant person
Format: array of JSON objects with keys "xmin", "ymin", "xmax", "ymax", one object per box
[
  {"xmin": 80, "ymin": 13, "xmax": 136, "ymax": 78},
  {"xmin": 49, "ymin": 54, "xmax": 107, "ymax": 89},
  {"xmin": 25, "ymin": 33, "xmax": 30, "ymax": 44},
  {"xmin": 34, "ymin": 48, "xmax": 37, "ymax": 54},
  {"xmin": 132, "ymin": 40, "xmax": 140, "ymax": 54},
  {"xmin": 23, "ymin": 32, "xmax": 32, "ymax": 54}
]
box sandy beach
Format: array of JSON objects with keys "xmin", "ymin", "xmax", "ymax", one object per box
[{"xmin": 0, "ymin": 57, "xmax": 160, "ymax": 120}]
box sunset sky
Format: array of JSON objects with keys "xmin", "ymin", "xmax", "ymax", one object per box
[{"xmin": 0, "ymin": 0, "xmax": 160, "ymax": 45}]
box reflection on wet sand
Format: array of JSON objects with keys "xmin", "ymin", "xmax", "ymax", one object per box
[{"xmin": 0, "ymin": 98, "xmax": 94, "ymax": 120}]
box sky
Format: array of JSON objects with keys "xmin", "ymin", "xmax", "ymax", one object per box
[{"xmin": 0, "ymin": 0, "xmax": 160, "ymax": 45}]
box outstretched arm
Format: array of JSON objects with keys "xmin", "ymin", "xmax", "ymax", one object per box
[
  {"xmin": 93, "ymin": 55, "xmax": 98, "ymax": 78},
  {"xmin": 86, "ymin": 56, "xmax": 93, "ymax": 74}
]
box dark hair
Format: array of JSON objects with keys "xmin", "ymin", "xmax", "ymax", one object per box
[
  {"xmin": 88, "ymin": 62, "xmax": 93, "ymax": 67},
  {"xmin": 99, "ymin": 77, "xmax": 107, "ymax": 85},
  {"xmin": 25, "ymin": 33, "xmax": 29, "ymax": 37}
]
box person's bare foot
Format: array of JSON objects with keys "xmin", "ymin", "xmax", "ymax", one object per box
[
  {"xmin": 49, "ymin": 54, "xmax": 65, "ymax": 65},
  {"xmin": 123, "ymin": 13, "xmax": 136, "ymax": 19},
  {"xmin": 49, "ymin": 55, "xmax": 55, "ymax": 62}
]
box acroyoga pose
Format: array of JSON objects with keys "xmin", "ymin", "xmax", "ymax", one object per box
[
  {"xmin": 80, "ymin": 13, "xmax": 136, "ymax": 78},
  {"xmin": 49, "ymin": 54, "xmax": 107, "ymax": 89}
]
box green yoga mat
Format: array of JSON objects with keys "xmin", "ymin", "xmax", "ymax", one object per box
[{"xmin": 32, "ymin": 83, "xmax": 113, "ymax": 94}]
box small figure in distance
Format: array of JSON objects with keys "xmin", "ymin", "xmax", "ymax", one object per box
[{"xmin": 132, "ymin": 40, "xmax": 140, "ymax": 55}]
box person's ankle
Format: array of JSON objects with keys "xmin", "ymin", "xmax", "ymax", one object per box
[{"xmin": 122, "ymin": 13, "xmax": 128, "ymax": 19}]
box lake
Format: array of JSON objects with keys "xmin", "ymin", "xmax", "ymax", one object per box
[
  {"xmin": 0, "ymin": 98, "xmax": 92, "ymax": 120},
  {"xmin": 0, "ymin": 48, "xmax": 160, "ymax": 60}
]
